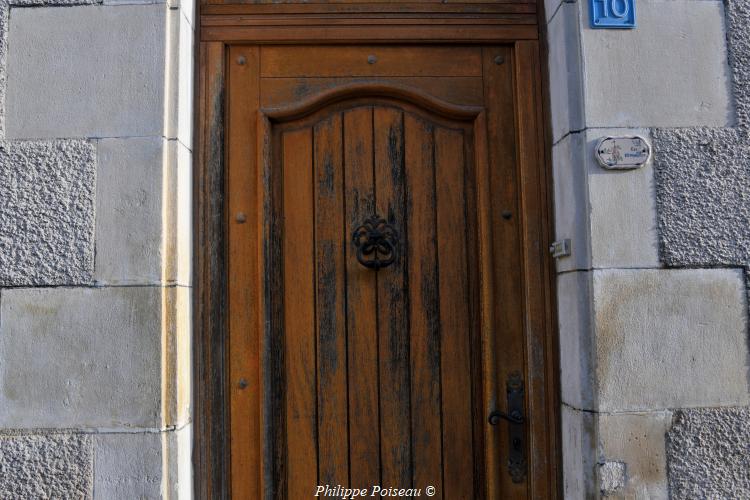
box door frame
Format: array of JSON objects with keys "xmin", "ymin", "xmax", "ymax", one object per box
[{"xmin": 193, "ymin": 5, "xmax": 560, "ymax": 498}]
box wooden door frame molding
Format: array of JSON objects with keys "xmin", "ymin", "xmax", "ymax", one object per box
[{"xmin": 193, "ymin": 6, "xmax": 560, "ymax": 499}]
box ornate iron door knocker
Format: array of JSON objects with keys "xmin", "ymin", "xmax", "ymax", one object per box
[{"xmin": 352, "ymin": 216, "xmax": 399, "ymax": 270}]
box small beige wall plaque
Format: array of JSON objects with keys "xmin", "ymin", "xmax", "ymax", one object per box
[{"xmin": 595, "ymin": 136, "xmax": 651, "ymax": 170}]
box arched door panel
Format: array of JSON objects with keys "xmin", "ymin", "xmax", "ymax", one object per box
[{"xmin": 262, "ymin": 97, "xmax": 487, "ymax": 499}]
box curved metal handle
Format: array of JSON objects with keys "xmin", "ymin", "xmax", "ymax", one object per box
[
  {"xmin": 488, "ymin": 372, "xmax": 527, "ymax": 483},
  {"xmin": 352, "ymin": 216, "xmax": 399, "ymax": 270},
  {"xmin": 488, "ymin": 409, "xmax": 525, "ymax": 426}
]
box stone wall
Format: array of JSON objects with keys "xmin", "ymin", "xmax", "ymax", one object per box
[
  {"xmin": 0, "ymin": 1, "xmax": 193, "ymax": 498},
  {"xmin": 547, "ymin": 0, "xmax": 750, "ymax": 497}
]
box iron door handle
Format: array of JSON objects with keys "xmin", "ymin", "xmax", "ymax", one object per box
[
  {"xmin": 488, "ymin": 372, "xmax": 527, "ymax": 484},
  {"xmin": 488, "ymin": 409, "xmax": 525, "ymax": 425}
]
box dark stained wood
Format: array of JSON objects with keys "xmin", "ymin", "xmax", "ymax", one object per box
[
  {"xmin": 313, "ymin": 114, "xmax": 350, "ymax": 488},
  {"xmin": 203, "ymin": 15, "xmax": 538, "ymax": 26},
  {"xmin": 202, "ymin": 3, "xmax": 537, "ymax": 15},
  {"xmin": 208, "ymin": 0, "xmax": 535, "ymax": 6},
  {"xmin": 514, "ymin": 40, "xmax": 560, "ymax": 500},
  {"xmin": 263, "ymin": 83, "xmax": 483, "ymax": 123},
  {"xmin": 262, "ymin": 116, "xmax": 286, "ymax": 500},
  {"xmin": 403, "ymin": 114, "xmax": 443, "ymax": 498},
  {"xmin": 199, "ymin": 2, "xmax": 538, "ymax": 42},
  {"xmin": 202, "ymin": 24, "xmax": 537, "ymax": 43},
  {"xmin": 260, "ymin": 77, "xmax": 485, "ymax": 108},
  {"xmin": 462, "ymin": 130, "xmax": 485, "ymax": 500},
  {"xmin": 373, "ymin": 107, "xmax": 412, "ymax": 491},
  {"xmin": 471, "ymin": 111, "xmax": 502, "ymax": 500},
  {"xmin": 227, "ymin": 45, "xmax": 262, "ymax": 500},
  {"xmin": 536, "ymin": 6, "xmax": 565, "ymax": 492},
  {"xmin": 482, "ymin": 45, "xmax": 527, "ymax": 499},
  {"xmin": 281, "ymin": 127, "xmax": 318, "ymax": 499},
  {"xmin": 342, "ymin": 107, "xmax": 381, "ymax": 489},
  {"xmin": 194, "ymin": 40, "xmax": 230, "ymax": 500},
  {"xmin": 261, "ymin": 46, "xmax": 482, "ymax": 78},
  {"xmin": 197, "ymin": 9, "xmax": 561, "ymax": 498},
  {"xmin": 434, "ymin": 127, "xmax": 475, "ymax": 500}
]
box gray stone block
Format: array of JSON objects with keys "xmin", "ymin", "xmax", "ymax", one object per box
[
  {"xmin": 93, "ymin": 426, "xmax": 192, "ymax": 499},
  {"xmin": 557, "ymin": 271, "xmax": 595, "ymax": 410},
  {"xmin": 165, "ymin": 424, "xmax": 193, "ymax": 499},
  {"xmin": 95, "ymin": 137, "xmax": 164, "ymax": 285},
  {"xmin": 653, "ymin": 127, "xmax": 750, "ymax": 267},
  {"xmin": 165, "ymin": 7, "xmax": 195, "ymax": 148},
  {"xmin": 597, "ymin": 412, "xmax": 672, "ymax": 499},
  {"xmin": 552, "ymin": 132, "xmax": 591, "ymax": 273},
  {"xmin": 652, "ymin": 0, "xmax": 750, "ymax": 270},
  {"xmin": 581, "ymin": 0, "xmax": 734, "ymax": 128},
  {"xmin": 93, "ymin": 433, "xmax": 162, "ymax": 499},
  {"xmin": 587, "ymin": 128, "xmax": 659, "ymax": 269},
  {"xmin": 667, "ymin": 407, "xmax": 750, "ymax": 499},
  {"xmin": 6, "ymin": 4, "xmax": 167, "ymax": 139},
  {"xmin": 561, "ymin": 405, "xmax": 597, "ymax": 499},
  {"xmin": 0, "ymin": 140, "xmax": 96, "ymax": 286},
  {"xmin": 0, "ymin": 287, "xmax": 161, "ymax": 429},
  {"xmin": 546, "ymin": 2, "xmax": 584, "ymax": 143},
  {"xmin": 11, "ymin": 0, "xmax": 98, "ymax": 5},
  {"xmin": 0, "ymin": 433, "xmax": 93, "ymax": 499},
  {"xmin": 593, "ymin": 268, "xmax": 750, "ymax": 411},
  {"xmin": 163, "ymin": 140, "xmax": 192, "ymax": 288},
  {"xmin": 726, "ymin": 0, "xmax": 750, "ymax": 129}
]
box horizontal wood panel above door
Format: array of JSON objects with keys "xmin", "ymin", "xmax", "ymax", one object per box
[
  {"xmin": 202, "ymin": 25, "xmax": 537, "ymax": 43},
  {"xmin": 260, "ymin": 77, "xmax": 485, "ymax": 108},
  {"xmin": 260, "ymin": 46, "xmax": 482, "ymax": 78},
  {"xmin": 202, "ymin": 3, "xmax": 537, "ymax": 15},
  {"xmin": 206, "ymin": 0, "xmax": 535, "ymax": 6},
  {"xmin": 200, "ymin": 2, "xmax": 539, "ymax": 43}
]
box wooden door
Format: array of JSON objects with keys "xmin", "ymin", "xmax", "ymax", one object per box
[
  {"xmin": 209, "ymin": 41, "xmax": 559, "ymax": 499},
  {"xmin": 270, "ymin": 95, "xmax": 484, "ymax": 500}
]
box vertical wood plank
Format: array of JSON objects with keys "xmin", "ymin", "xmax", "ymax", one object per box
[
  {"xmin": 404, "ymin": 114, "xmax": 443, "ymax": 498},
  {"xmin": 461, "ymin": 135, "xmax": 485, "ymax": 500},
  {"xmin": 283, "ymin": 127, "xmax": 318, "ymax": 498},
  {"xmin": 314, "ymin": 114, "xmax": 350, "ymax": 487},
  {"xmin": 374, "ymin": 107, "xmax": 412, "ymax": 490},
  {"xmin": 514, "ymin": 40, "xmax": 558, "ymax": 500},
  {"xmin": 434, "ymin": 127, "xmax": 474, "ymax": 499},
  {"xmin": 228, "ymin": 45, "xmax": 261, "ymax": 500},
  {"xmin": 343, "ymin": 107, "xmax": 381, "ymax": 489},
  {"xmin": 482, "ymin": 46, "xmax": 527, "ymax": 499},
  {"xmin": 195, "ymin": 40, "xmax": 230, "ymax": 500}
]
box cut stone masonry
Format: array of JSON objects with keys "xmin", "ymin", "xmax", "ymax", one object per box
[
  {"xmin": 647, "ymin": 0, "xmax": 750, "ymax": 497},
  {"xmin": 547, "ymin": 0, "xmax": 750, "ymax": 497},
  {"xmin": 653, "ymin": 0, "xmax": 750, "ymax": 270},
  {"xmin": 0, "ymin": 140, "xmax": 95, "ymax": 285},
  {"xmin": 667, "ymin": 407, "xmax": 750, "ymax": 498},
  {"xmin": 0, "ymin": 433, "xmax": 93, "ymax": 498},
  {"xmin": 0, "ymin": 0, "xmax": 98, "ymax": 285},
  {"xmin": 0, "ymin": 1, "xmax": 193, "ymax": 498}
]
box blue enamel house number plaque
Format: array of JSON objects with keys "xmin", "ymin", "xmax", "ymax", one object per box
[{"xmin": 590, "ymin": 0, "xmax": 636, "ymax": 28}]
